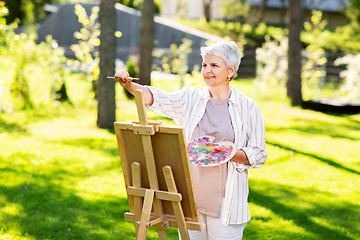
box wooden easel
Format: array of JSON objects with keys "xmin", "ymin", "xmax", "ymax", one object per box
[{"xmin": 114, "ymin": 90, "xmax": 204, "ymax": 240}]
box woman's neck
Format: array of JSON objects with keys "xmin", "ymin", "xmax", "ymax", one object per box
[{"xmin": 208, "ymin": 86, "xmax": 232, "ymax": 101}]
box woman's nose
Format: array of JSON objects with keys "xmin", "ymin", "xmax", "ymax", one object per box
[{"xmin": 202, "ymin": 66, "xmax": 210, "ymax": 73}]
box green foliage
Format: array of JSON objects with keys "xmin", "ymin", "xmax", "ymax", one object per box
[
  {"xmin": 117, "ymin": 0, "xmax": 161, "ymax": 14},
  {"xmin": 301, "ymin": 8, "xmax": 360, "ymax": 53},
  {"xmin": 255, "ymin": 35, "xmax": 288, "ymax": 87},
  {"xmin": 301, "ymin": 10, "xmax": 328, "ymax": 97},
  {"xmin": 184, "ymin": 65, "xmax": 205, "ymax": 88},
  {"xmin": 126, "ymin": 56, "xmax": 139, "ymax": 78},
  {"xmin": 345, "ymin": 0, "xmax": 360, "ymax": 25},
  {"xmin": 221, "ymin": 0, "xmax": 250, "ymax": 22},
  {"xmin": 175, "ymin": 0, "xmax": 188, "ymax": 19},
  {"xmin": 20, "ymin": 0, "xmax": 35, "ymax": 26},
  {"xmin": 4, "ymin": 34, "xmax": 65, "ymax": 110},
  {"xmin": 123, "ymin": 56, "xmax": 139, "ymax": 99},
  {"xmin": 68, "ymin": 4, "xmax": 100, "ymax": 99},
  {"xmin": 153, "ymin": 38, "xmax": 193, "ymax": 88},
  {"xmin": 0, "ymin": 1, "xmax": 67, "ymax": 112},
  {"xmin": 0, "ymin": 1, "xmax": 18, "ymax": 48},
  {"xmin": 334, "ymin": 53, "xmax": 360, "ymax": 99},
  {"xmin": 69, "ymin": 4, "xmax": 122, "ymax": 99},
  {"xmin": 156, "ymin": 38, "xmax": 192, "ymax": 75},
  {"xmin": 302, "ymin": 25, "xmax": 360, "ymax": 52},
  {"xmin": 3, "ymin": 0, "xmax": 53, "ymax": 25}
]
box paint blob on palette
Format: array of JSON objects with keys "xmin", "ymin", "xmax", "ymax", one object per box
[{"xmin": 187, "ymin": 136, "xmax": 236, "ymax": 167}]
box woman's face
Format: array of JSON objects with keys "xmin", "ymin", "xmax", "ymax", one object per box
[{"xmin": 201, "ymin": 54, "xmax": 234, "ymax": 87}]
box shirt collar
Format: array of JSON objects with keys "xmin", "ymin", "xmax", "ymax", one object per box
[
  {"xmin": 200, "ymin": 86, "xmax": 211, "ymax": 100},
  {"xmin": 228, "ymin": 86, "xmax": 238, "ymax": 106}
]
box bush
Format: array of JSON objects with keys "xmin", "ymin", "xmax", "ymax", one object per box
[
  {"xmin": 255, "ymin": 35, "xmax": 288, "ymax": 87},
  {"xmin": 0, "ymin": 1, "xmax": 67, "ymax": 111},
  {"xmin": 123, "ymin": 56, "xmax": 139, "ymax": 99},
  {"xmin": 334, "ymin": 53, "xmax": 360, "ymax": 99},
  {"xmin": 67, "ymin": 4, "xmax": 100, "ymax": 99},
  {"xmin": 117, "ymin": 0, "xmax": 161, "ymax": 15},
  {"xmin": 301, "ymin": 10, "xmax": 328, "ymax": 97}
]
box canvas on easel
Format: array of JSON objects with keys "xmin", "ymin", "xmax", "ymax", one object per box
[{"xmin": 114, "ymin": 90, "xmax": 204, "ymax": 240}]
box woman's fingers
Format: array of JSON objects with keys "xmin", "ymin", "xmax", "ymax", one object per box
[
  {"xmin": 214, "ymin": 145, "xmax": 226, "ymax": 151},
  {"xmin": 114, "ymin": 71, "xmax": 130, "ymax": 83}
]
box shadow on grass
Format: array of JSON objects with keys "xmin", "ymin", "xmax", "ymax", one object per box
[
  {"xmin": 266, "ymin": 117, "xmax": 360, "ymax": 141},
  {"xmin": 346, "ymin": 115, "xmax": 360, "ymax": 126},
  {"xmin": 0, "ymin": 117, "xmax": 28, "ymax": 134},
  {"xmin": 0, "ymin": 155, "xmax": 179, "ymax": 240},
  {"xmin": 266, "ymin": 140, "xmax": 360, "ymax": 175},
  {"xmin": 0, "ymin": 106, "xmax": 77, "ymax": 135},
  {"xmin": 0, "ymin": 170, "xmax": 180, "ymax": 239},
  {"xmin": 54, "ymin": 137, "xmax": 120, "ymax": 158},
  {"xmin": 246, "ymin": 179, "xmax": 358, "ymax": 239},
  {"xmin": 0, "ymin": 182, "xmax": 135, "ymax": 239}
]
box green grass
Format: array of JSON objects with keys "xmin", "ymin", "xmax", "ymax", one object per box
[{"xmin": 1, "ymin": 76, "xmax": 359, "ymax": 239}]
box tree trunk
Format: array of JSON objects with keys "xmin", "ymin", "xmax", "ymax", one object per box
[
  {"xmin": 97, "ymin": 0, "xmax": 116, "ymax": 129},
  {"xmin": 279, "ymin": 0, "xmax": 286, "ymax": 28},
  {"xmin": 252, "ymin": 0, "xmax": 268, "ymax": 28},
  {"xmin": 139, "ymin": 0, "xmax": 155, "ymax": 86},
  {"xmin": 203, "ymin": 0, "xmax": 213, "ymax": 22},
  {"xmin": 287, "ymin": 0, "xmax": 303, "ymax": 106}
]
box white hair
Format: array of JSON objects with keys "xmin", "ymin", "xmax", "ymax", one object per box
[{"xmin": 200, "ymin": 41, "xmax": 242, "ymax": 73}]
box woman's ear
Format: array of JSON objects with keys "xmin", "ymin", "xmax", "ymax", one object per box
[{"xmin": 228, "ymin": 66, "xmax": 236, "ymax": 79}]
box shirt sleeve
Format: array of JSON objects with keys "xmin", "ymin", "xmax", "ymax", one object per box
[
  {"xmin": 236, "ymin": 102, "xmax": 267, "ymax": 172},
  {"xmin": 146, "ymin": 86, "xmax": 188, "ymax": 126}
]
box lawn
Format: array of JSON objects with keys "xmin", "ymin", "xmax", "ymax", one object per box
[{"xmin": 0, "ymin": 75, "xmax": 359, "ymax": 240}]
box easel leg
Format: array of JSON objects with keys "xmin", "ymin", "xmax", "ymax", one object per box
[
  {"xmin": 132, "ymin": 162, "xmax": 142, "ymax": 239},
  {"xmin": 141, "ymin": 134, "xmax": 168, "ymax": 240},
  {"xmin": 163, "ymin": 166, "xmax": 190, "ymax": 240},
  {"xmin": 137, "ymin": 189, "xmax": 155, "ymax": 240},
  {"xmin": 154, "ymin": 197, "xmax": 168, "ymax": 240},
  {"xmin": 157, "ymin": 228, "xmax": 168, "ymax": 240}
]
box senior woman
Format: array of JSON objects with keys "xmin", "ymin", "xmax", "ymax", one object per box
[{"xmin": 115, "ymin": 41, "xmax": 267, "ymax": 240}]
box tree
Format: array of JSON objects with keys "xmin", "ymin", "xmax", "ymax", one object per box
[
  {"xmin": 203, "ymin": 0, "xmax": 213, "ymax": 22},
  {"xmin": 345, "ymin": 0, "xmax": 360, "ymax": 26},
  {"xmin": 221, "ymin": 0, "xmax": 250, "ymax": 22},
  {"xmin": 4, "ymin": 0, "xmax": 54, "ymax": 24},
  {"xmin": 251, "ymin": 0, "xmax": 267, "ymax": 29},
  {"xmin": 287, "ymin": 0, "xmax": 303, "ymax": 106},
  {"xmin": 279, "ymin": 0, "xmax": 286, "ymax": 28},
  {"xmin": 247, "ymin": 0, "xmax": 268, "ymax": 28},
  {"xmin": 97, "ymin": 0, "xmax": 116, "ymax": 129},
  {"xmin": 139, "ymin": 0, "xmax": 155, "ymax": 86}
]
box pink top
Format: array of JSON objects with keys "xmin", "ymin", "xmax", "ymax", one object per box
[{"xmin": 191, "ymin": 97, "xmax": 235, "ymax": 218}]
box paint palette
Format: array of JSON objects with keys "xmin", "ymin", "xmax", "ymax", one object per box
[{"xmin": 187, "ymin": 136, "xmax": 236, "ymax": 167}]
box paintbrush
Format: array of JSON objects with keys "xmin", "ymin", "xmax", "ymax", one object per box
[{"xmin": 107, "ymin": 76, "xmax": 139, "ymax": 80}]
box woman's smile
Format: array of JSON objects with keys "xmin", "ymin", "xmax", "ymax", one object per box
[{"xmin": 204, "ymin": 75, "xmax": 215, "ymax": 80}]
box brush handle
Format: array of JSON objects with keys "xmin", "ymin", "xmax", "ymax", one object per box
[{"xmin": 107, "ymin": 76, "xmax": 139, "ymax": 80}]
